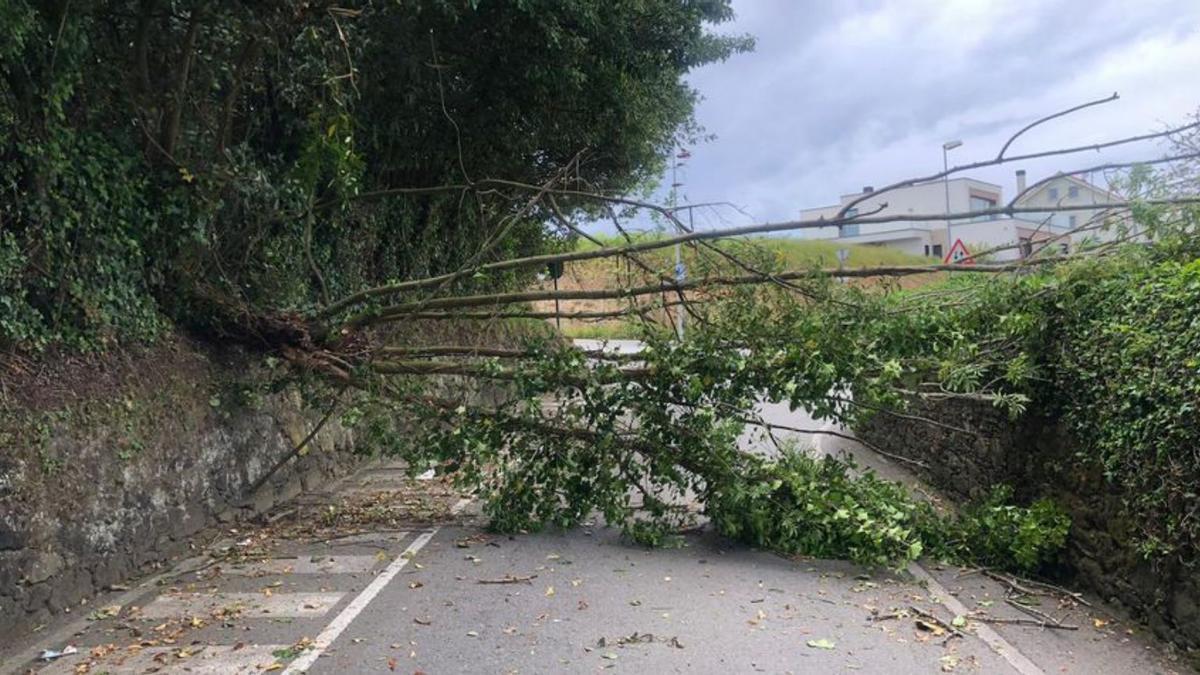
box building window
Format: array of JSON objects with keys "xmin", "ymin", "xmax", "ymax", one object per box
[
  {"xmin": 1068, "ymin": 215, "xmax": 1077, "ymax": 229},
  {"xmin": 1068, "ymin": 186, "xmax": 1079, "ymax": 199},
  {"xmin": 931, "ymin": 244, "xmax": 943, "ymax": 259},
  {"xmin": 845, "ymin": 207, "xmax": 858, "ymax": 217},
  {"xmin": 969, "ymin": 195, "xmax": 997, "ymax": 221},
  {"xmin": 1048, "ymin": 187, "xmax": 1059, "ymax": 201},
  {"xmin": 841, "ymin": 223, "xmax": 859, "ymax": 237},
  {"xmin": 1019, "ymin": 237, "xmax": 1033, "ymax": 258},
  {"xmin": 924, "ymin": 245, "xmax": 930, "ymax": 256},
  {"xmin": 1060, "ymin": 243, "xmax": 1069, "ymax": 255}
]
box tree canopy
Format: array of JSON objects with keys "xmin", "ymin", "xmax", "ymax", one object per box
[{"xmin": 0, "ymin": 0, "xmax": 751, "ymax": 349}]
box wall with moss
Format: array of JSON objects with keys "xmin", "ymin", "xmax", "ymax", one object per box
[
  {"xmin": 856, "ymin": 398, "xmax": 1200, "ymax": 650},
  {"xmin": 0, "ymin": 338, "xmax": 362, "ymax": 636}
]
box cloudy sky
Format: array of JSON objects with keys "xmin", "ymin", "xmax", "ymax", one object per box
[{"xmin": 650, "ymin": 0, "xmax": 1200, "ymax": 232}]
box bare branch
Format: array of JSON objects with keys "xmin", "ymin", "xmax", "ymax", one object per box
[
  {"xmin": 836, "ymin": 118, "xmax": 1200, "ymax": 218},
  {"xmin": 350, "ymin": 256, "xmax": 1075, "ymax": 326},
  {"xmin": 996, "ymin": 92, "xmax": 1118, "ymax": 160}
]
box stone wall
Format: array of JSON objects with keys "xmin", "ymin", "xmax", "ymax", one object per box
[
  {"xmin": 856, "ymin": 399, "xmax": 1200, "ymax": 650},
  {"xmin": 0, "ymin": 339, "xmax": 363, "ymax": 637}
]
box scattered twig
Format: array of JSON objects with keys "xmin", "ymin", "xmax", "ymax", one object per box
[
  {"xmin": 1005, "ymin": 598, "xmax": 1068, "ymax": 627},
  {"xmin": 908, "ymin": 605, "xmax": 965, "ymax": 640},
  {"xmin": 477, "ymin": 574, "xmax": 538, "ymax": 585},
  {"xmin": 983, "ymin": 569, "xmax": 1092, "ymax": 608},
  {"xmin": 971, "ymin": 615, "xmax": 1078, "ymax": 630}
]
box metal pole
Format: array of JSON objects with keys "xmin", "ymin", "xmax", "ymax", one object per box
[
  {"xmin": 670, "ymin": 148, "xmax": 685, "ymax": 341},
  {"xmin": 940, "ymin": 139, "xmax": 962, "ymax": 260},
  {"xmin": 677, "ymin": 207, "xmax": 693, "ymax": 340},
  {"xmin": 943, "ymin": 147, "xmax": 951, "ymax": 258},
  {"xmin": 553, "ymin": 275, "xmax": 560, "ymax": 331}
]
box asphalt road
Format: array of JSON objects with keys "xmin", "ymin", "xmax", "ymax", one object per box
[{"xmin": 3, "ymin": 340, "xmax": 1187, "ymax": 674}]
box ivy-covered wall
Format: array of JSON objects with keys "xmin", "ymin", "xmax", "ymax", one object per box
[
  {"xmin": 857, "ymin": 398, "xmax": 1200, "ymax": 650},
  {"xmin": 0, "ymin": 338, "xmax": 362, "ymax": 637}
]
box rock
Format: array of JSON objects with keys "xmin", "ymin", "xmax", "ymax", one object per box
[
  {"xmin": 24, "ymin": 552, "xmax": 64, "ymax": 585},
  {"xmin": 1169, "ymin": 589, "xmax": 1199, "ymax": 626},
  {"xmin": 0, "ymin": 526, "xmax": 22, "ymax": 551}
]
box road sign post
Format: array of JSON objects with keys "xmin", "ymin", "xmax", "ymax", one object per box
[
  {"xmin": 547, "ymin": 261, "xmax": 564, "ymax": 330},
  {"xmin": 943, "ymin": 239, "xmax": 974, "ymax": 265}
]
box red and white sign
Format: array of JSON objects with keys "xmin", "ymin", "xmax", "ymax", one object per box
[{"xmin": 943, "ymin": 238, "xmax": 975, "ymax": 265}]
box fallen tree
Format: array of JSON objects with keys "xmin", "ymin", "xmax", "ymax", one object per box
[{"xmin": 5, "ymin": 7, "xmax": 1200, "ymax": 572}]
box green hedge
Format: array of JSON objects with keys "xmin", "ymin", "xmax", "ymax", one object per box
[{"xmin": 1051, "ymin": 257, "xmax": 1200, "ymax": 563}]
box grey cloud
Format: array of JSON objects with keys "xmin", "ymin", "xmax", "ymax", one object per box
[{"xmin": 663, "ymin": 0, "xmax": 1200, "ymax": 225}]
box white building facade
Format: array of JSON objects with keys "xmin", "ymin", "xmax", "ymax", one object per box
[
  {"xmin": 1011, "ymin": 170, "xmax": 1131, "ymax": 245},
  {"xmin": 800, "ymin": 172, "xmax": 1111, "ymax": 261}
]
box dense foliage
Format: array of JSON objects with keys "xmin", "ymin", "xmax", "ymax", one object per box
[
  {"xmin": 1051, "ymin": 255, "xmax": 1200, "ymax": 563},
  {"xmin": 0, "ymin": 0, "xmax": 750, "ymax": 349},
  {"xmin": 336, "ymin": 268, "xmax": 1075, "ymax": 572},
  {"xmin": 6, "ymin": 0, "xmax": 1197, "ymax": 581}
]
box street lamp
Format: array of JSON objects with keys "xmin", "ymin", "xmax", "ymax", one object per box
[
  {"xmin": 669, "ymin": 147, "xmax": 691, "ymax": 340},
  {"xmin": 942, "ymin": 140, "xmax": 962, "ymax": 259}
]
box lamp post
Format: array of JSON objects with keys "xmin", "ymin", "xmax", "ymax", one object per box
[
  {"xmin": 942, "ymin": 140, "xmax": 962, "ymax": 259},
  {"xmin": 669, "ymin": 147, "xmax": 691, "ymax": 340}
]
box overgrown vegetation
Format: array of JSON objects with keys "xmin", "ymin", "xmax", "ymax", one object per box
[
  {"xmin": 712, "ymin": 454, "xmax": 1069, "ymax": 571},
  {"xmin": 1051, "ymin": 255, "xmax": 1200, "ymax": 563},
  {"xmin": 5, "ymin": 2, "xmax": 1199, "ymax": 581},
  {"xmin": 1, "ymin": 0, "xmax": 750, "ymax": 350}
]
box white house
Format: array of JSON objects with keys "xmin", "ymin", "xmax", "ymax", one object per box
[
  {"xmin": 802, "ymin": 167, "xmax": 1144, "ymax": 261},
  {"xmin": 801, "ymin": 178, "xmax": 1043, "ymax": 261},
  {"xmin": 1010, "ymin": 170, "xmax": 1132, "ymax": 245}
]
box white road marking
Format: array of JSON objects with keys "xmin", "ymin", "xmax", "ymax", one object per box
[
  {"xmin": 37, "ymin": 643, "xmax": 288, "ymax": 675},
  {"xmin": 281, "ymin": 497, "xmax": 472, "ymax": 674},
  {"xmin": 908, "ymin": 562, "xmax": 1045, "ymax": 675},
  {"xmin": 820, "ymin": 421, "xmax": 1043, "ymax": 674},
  {"xmin": 139, "ymin": 592, "xmax": 344, "ymax": 619}
]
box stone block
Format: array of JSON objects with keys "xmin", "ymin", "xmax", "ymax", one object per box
[{"xmin": 24, "ymin": 552, "xmax": 64, "ymax": 585}]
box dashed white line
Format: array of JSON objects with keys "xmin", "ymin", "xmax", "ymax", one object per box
[
  {"xmin": 908, "ymin": 562, "xmax": 1045, "ymax": 675},
  {"xmin": 820, "ymin": 420, "xmax": 1043, "ymax": 674},
  {"xmin": 281, "ymin": 498, "xmax": 472, "ymax": 674}
]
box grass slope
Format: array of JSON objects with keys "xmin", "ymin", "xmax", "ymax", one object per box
[{"xmin": 550, "ymin": 235, "xmax": 928, "ymax": 339}]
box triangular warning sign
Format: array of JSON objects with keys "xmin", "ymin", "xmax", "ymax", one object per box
[{"xmin": 943, "ymin": 238, "xmax": 974, "ymax": 265}]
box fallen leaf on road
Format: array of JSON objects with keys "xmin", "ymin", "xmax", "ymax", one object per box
[
  {"xmin": 387, "ymin": 657, "xmax": 397, "ymax": 671},
  {"xmin": 409, "ymin": 582, "xmax": 423, "ymax": 589},
  {"xmin": 951, "ymin": 615, "xmax": 967, "ymax": 628},
  {"xmin": 413, "ymin": 618, "xmax": 431, "ymax": 626},
  {"xmin": 940, "ymin": 654, "xmax": 959, "ymax": 672},
  {"xmin": 87, "ymin": 605, "xmax": 122, "ymax": 621},
  {"xmin": 1093, "ymin": 618, "xmax": 1109, "ymax": 629},
  {"xmin": 806, "ymin": 639, "xmax": 836, "ymax": 650},
  {"xmin": 545, "ymin": 586, "xmax": 555, "ymax": 597}
]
